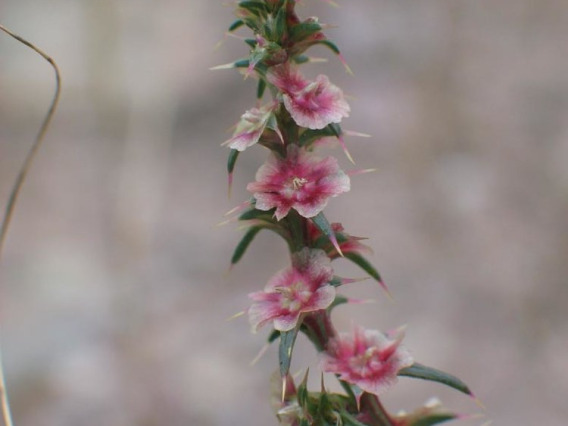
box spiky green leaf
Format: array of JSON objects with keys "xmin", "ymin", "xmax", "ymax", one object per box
[
  {"xmin": 279, "ymin": 327, "xmax": 300, "ymax": 377},
  {"xmin": 328, "ymin": 122, "xmax": 342, "ymax": 138},
  {"xmin": 227, "ymin": 149, "xmax": 240, "ymax": 176},
  {"xmin": 318, "ymin": 392, "xmax": 333, "ymax": 416},
  {"xmin": 238, "ymin": 1, "xmax": 268, "ymax": 17},
  {"xmin": 228, "ymin": 19, "xmax": 245, "ymax": 32},
  {"xmin": 289, "ymin": 20, "xmax": 323, "ymax": 43},
  {"xmin": 293, "ymin": 55, "xmax": 311, "ymax": 64},
  {"xmin": 311, "ymin": 212, "xmax": 341, "ymax": 255},
  {"xmin": 245, "ymin": 38, "xmax": 258, "ymax": 48},
  {"xmin": 297, "ymin": 370, "xmax": 310, "ymax": 408},
  {"xmin": 257, "ymin": 78, "xmax": 267, "ymax": 99},
  {"xmin": 231, "ymin": 226, "xmax": 262, "ymax": 265},
  {"xmin": 234, "ymin": 59, "xmax": 250, "ymax": 69},
  {"xmin": 315, "ymin": 39, "xmax": 341, "ymax": 55},
  {"xmin": 273, "ymin": 5, "xmax": 287, "ymax": 41},
  {"xmin": 239, "ymin": 207, "xmax": 274, "ymax": 222},
  {"xmin": 328, "ymin": 276, "xmax": 343, "ymax": 287},
  {"xmin": 344, "ymin": 252, "xmax": 383, "ymax": 284},
  {"xmin": 298, "ymin": 124, "xmax": 340, "ymax": 147},
  {"xmin": 399, "ymin": 363, "xmax": 473, "ymax": 397},
  {"xmin": 410, "ymin": 414, "xmax": 457, "ymax": 426},
  {"xmin": 268, "ymin": 329, "xmax": 280, "ymax": 344},
  {"xmin": 340, "ymin": 411, "xmax": 368, "ymax": 426}
]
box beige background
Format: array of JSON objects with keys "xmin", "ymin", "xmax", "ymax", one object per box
[{"xmin": 1, "ymin": 0, "xmax": 567, "ymax": 425}]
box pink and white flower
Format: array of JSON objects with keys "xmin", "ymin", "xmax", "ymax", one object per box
[
  {"xmin": 268, "ymin": 64, "xmax": 308, "ymax": 94},
  {"xmin": 269, "ymin": 65, "xmax": 350, "ymax": 130},
  {"xmin": 222, "ymin": 102, "xmax": 277, "ymax": 151},
  {"xmin": 248, "ymin": 248, "xmax": 335, "ymax": 332},
  {"xmin": 247, "ymin": 145, "xmax": 350, "ymax": 221},
  {"xmin": 320, "ymin": 325, "xmax": 414, "ymax": 396}
]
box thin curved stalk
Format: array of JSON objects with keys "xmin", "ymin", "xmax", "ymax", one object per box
[{"xmin": 0, "ymin": 23, "xmax": 62, "ymax": 426}]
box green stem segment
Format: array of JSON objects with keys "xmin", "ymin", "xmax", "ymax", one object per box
[{"xmin": 360, "ymin": 393, "xmax": 395, "ymax": 426}]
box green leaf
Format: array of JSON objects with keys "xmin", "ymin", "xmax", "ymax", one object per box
[
  {"xmin": 311, "ymin": 212, "xmax": 342, "ymax": 256},
  {"xmin": 231, "ymin": 226, "xmax": 262, "ymax": 265},
  {"xmin": 248, "ymin": 48, "xmax": 268, "ymax": 72},
  {"xmin": 228, "ymin": 19, "xmax": 244, "ymax": 32},
  {"xmin": 297, "ymin": 370, "xmax": 310, "ymax": 408},
  {"xmin": 328, "ymin": 122, "xmax": 342, "ymax": 138},
  {"xmin": 317, "ymin": 391, "xmax": 333, "ymax": 419},
  {"xmin": 279, "ymin": 327, "xmax": 300, "ymax": 377},
  {"xmin": 273, "ymin": 5, "xmax": 287, "ymax": 41},
  {"xmin": 289, "ymin": 20, "xmax": 322, "ymax": 43},
  {"xmin": 298, "ymin": 124, "xmax": 339, "ymax": 147},
  {"xmin": 340, "ymin": 411, "xmax": 368, "ymax": 426},
  {"xmin": 257, "ymin": 78, "xmax": 267, "ymax": 99},
  {"xmin": 239, "ymin": 207, "xmax": 274, "ymax": 221},
  {"xmin": 227, "ymin": 149, "xmax": 239, "ymax": 176},
  {"xmin": 238, "ymin": 1, "xmax": 268, "ymax": 17},
  {"xmin": 267, "ymin": 329, "xmax": 280, "ymax": 344},
  {"xmin": 411, "ymin": 414, "xmax": 457, "ymax": 426},
  {"xmin": 293, "ymin": 55, "xmax": 311, "ymax": 64},
  {"xmin": 327, "ymin": 295, "xmax": 348, "ymax": 312},
  {"xmin": 398, "ymin": 363, "xmax": 473, "ymax": 397},
  {"xmin": 245, "ymin": 38, "xmax": 258, "ymax": 48},
  {"xmin": 344, "ymin": 252, "xmax": 383, "ymax": 285},
  {"xmin": 328, "ymin": 276, "xmax": 343, "ymax": 287},
  {"xmin": 315, "ymin": 39, "xmax": 341, "ymax": 55},
  {"xmin": 234, "ymin": 59, "xmax": 250, "ymax": 69}
]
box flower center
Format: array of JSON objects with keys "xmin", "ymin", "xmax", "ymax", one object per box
[
  {"xmin": 278, "ymin": 280, "xmax": 311, "ymax": 312},
  {"xmin": 349, "ymin": 348, "xmax": 380, "ymax": 377},
  {"xmin": 291, "ymin": 176, "xmax": 308, "ymax": 190}
]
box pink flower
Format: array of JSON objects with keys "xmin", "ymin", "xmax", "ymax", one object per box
[
  {"xmin": 269, "ymin": 65, "xmax": 350, "ymax": 130},
  {"xmin": 269, "ymin": 64, "xmax": 309, "ymax": 95},
  {"xmin": 246, "ymin": 145, "xmax": 350, "ymax": 221},
  {"xmin": 248, "ymin": 248, "xmax": 335, "ymax": 332},
  {"xmin": 222, "ymin": 102, "xmax": 277, "ymax": 151},
  {"xmin": 320, "ymin": 325, "xmax": 413, "ymax": 396}
]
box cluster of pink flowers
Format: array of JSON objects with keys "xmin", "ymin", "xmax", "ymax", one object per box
[{"xmin": 218, "ymin": 1, "xmax": 473, "ymax": 424}]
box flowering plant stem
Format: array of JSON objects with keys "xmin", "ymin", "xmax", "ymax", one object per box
[
  {"xmin": 0, "ymin": 23, "xmax": 62, "ymax": 426},
  {"xmin": 219, "ymin": 1, "xmax": 474, "ymax": 424}
]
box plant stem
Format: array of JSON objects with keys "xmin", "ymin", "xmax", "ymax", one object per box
[
  {"xmin": 360, "ymin": 393, "xmax": 395, "ymax": 426},
  {"xmin": 0, "ymin": 23, "xmax": 62, "ymax": 426}
]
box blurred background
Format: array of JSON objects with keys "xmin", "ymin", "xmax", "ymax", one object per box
[{"xmin": 1, "ymin": 0, "xmax": 567, "ymax": 425}]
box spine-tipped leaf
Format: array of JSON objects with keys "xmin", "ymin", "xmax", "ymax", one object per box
[
  {"xmin": 410, "ymin": 413, "xmax": 457, "ymax": 426},
  {"xmin": 398, "ymin": 363, "xmax": 473, "ymax": 397},
  {"xmin": 344, "ymin": 252, "xmax": 383, "ymax": 285},
  {"xmin": 238, "ymin": 1, "xmax": 269, "ymax": 17},
  {"xmin": 279, "ymin": 327, "xmax": 300, "ymax": 377},
  {"xmin": 231, "ymin": 226, "xmax": 263, "ymax": 265},
  {"xmin": 257, "ymin": 78, "xmax": 267, "ymax": 99},
  {"xmin": 228, "ymin": 149, "xmax": 240, "ymax": 176},
  {"xmin": 228, "ymin": 19, "xmax": 245, "ymax": 32},
  {"xmin": 289, "ymin": 20, "xmax": 323, "ymax": 43},
  {"xmin": 311, "ymin": 212, "xmax": 342, "ymax": 256}
]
